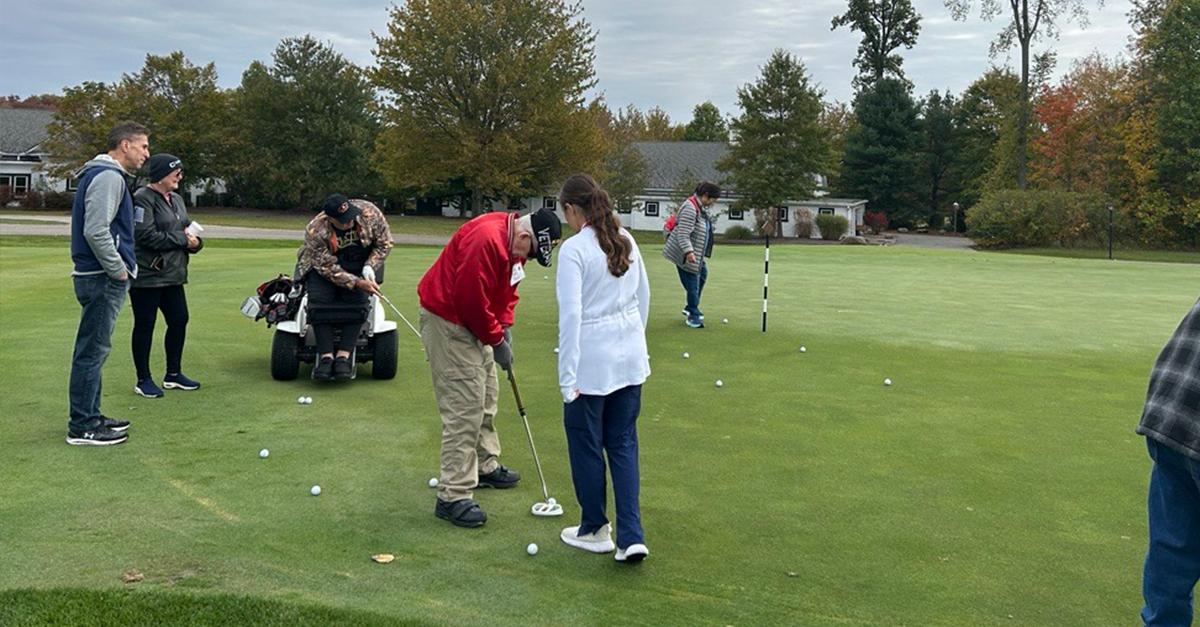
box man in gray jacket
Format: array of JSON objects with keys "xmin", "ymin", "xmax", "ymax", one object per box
[{"xmin": 66, "ymin": 121, "xmax": 149, "ymax": 446}]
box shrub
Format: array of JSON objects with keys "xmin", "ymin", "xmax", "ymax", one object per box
[
  {"xmin": 19, "ymin": 190, "xmax": 44, "ymax": 209},
  {"xmin": 816, "ymin": 214, "xmax": 850, "ymax": 241},
  {"xmin": 864, "ymin": 210, "xmax": 888, "ymax": 234},
  {"xmin": 793, "ymin": 208, "xmax": 813, "ymax": 238},
  {"xmin": 42, "ymin": 191, "xmax": 75, "ymax": 210},
  {"xmin": 723, "ymin": 225, "xmax": 754, "ymax": 240},
  {"xmin": 966, "ymin": 189, "xmax": 1116, "ymax": 249},
  {"xmin": 0, "ymin": 186, "xmax": 11, "ymax": 206}
]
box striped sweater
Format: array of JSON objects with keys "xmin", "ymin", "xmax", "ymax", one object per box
[{"xmin": 662, "ymin": 196, "xmax": 713, "ymax": 273}]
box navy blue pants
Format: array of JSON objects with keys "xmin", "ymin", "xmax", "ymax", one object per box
[
  {"xmin": 564, "ymin": 385, "xmax": 644, "ymax": 549},
  {"xmin": 1144, "ymin": 438, "xmax": 1200, "ymax": 625},
  {"xmin": 677, "ymin": 264, "xmax": 708, "ymax": 323}
]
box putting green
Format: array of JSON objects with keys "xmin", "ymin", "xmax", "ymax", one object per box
[{"xmin": 1, "ymin": 238, "xmax": 1193, "ymax": 624}]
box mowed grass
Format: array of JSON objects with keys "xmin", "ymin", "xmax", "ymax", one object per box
[{"xmin": 1, "ymin": 238, "xmax": 1195, "ymax": 625}]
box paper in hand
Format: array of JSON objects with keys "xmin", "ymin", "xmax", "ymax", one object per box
[{"xmin": 186, "ymin": 221, "xmax": 205, "ymax": 236}]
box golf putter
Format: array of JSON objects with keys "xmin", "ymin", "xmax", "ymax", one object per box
[
  {"xmin": 377, "ymin": 292, "xmax": 422, "ymax": 340},
  {"xmin": 506, "ymin": 367, "xmax": 563, "ymax": 517}
]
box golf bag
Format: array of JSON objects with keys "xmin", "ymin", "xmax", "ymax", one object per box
[{"xmin": 242, "ymin": 274, "xmax": 303, "ymax": 327}]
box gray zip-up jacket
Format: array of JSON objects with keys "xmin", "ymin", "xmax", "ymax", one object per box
[{"xmin": 132, "ymin": 186, "xmax": 201, "ymax": 288}]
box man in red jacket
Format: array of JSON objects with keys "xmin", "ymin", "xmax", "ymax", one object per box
[{"xmin": 418, "ymin": 206, "xmax": 562, "ymax": 527}]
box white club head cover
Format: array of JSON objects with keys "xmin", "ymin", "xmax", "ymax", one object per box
[{"xmin": 362, "ymin": 266, "xmax": 376, "ymax": 282}]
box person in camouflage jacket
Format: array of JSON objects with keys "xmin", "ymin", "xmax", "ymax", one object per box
[
  {"xmin": 295, "ymin": 194, "xmax": 393, "ymax": 380},
  {"xmin": 296, "ymin": 197, "xmax": 393, "ymax": 290}
]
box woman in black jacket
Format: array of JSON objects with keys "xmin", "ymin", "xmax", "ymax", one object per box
[{"xmin": 130, "ymin": 154, "xmax": 202, "ymax": 398}]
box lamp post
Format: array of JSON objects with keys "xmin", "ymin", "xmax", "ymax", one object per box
[{"xmin": 952, "ymin": 202, "xmax": 960, "ymax": 234}]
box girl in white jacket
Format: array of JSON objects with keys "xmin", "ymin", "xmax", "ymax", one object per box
[{"xmin": 555, "ymin": 173, "xmax": 651, "ymax": 563}]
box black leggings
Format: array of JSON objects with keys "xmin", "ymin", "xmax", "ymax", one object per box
[
  {"xmin": 306, "ymin": 272, "xmax": 368, "ymax": 354},
  {"xmin": 130, "ymin": 285, "xmax": 189, "ymax": 381}
]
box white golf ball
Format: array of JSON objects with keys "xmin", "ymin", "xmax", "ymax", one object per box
[
  {"xmin": 715, "ymin": 379, "xmax": 724, "ymax": 388},
  {"xmin": 259, "ymin": 448, "xmax": 269, "ymax": 459},
  {"xmin": 800, "ymin": 346, "xmax": 807, "ymax": 353},
  {"xmin": 305, "ymin": 396, "xmax": 313, "ymax": 404},
  {"xmin": 310, "ymin": 485, "xmax": 321, "ymax": 496},
  {"xmin": 526, "ymin": 543, "xmax": 539, "ymax": 555},
  {"xmin": 722, "ymin": 318, "xmax": 729, "ymax": 324},
  {"xmin": 884, "ymin": 378, "xmax": 893, "ymax": 386},
  {"xmin": 553, "ymin": 348, "xmax": 559, "ymax": 354},
  {"xmin": 547, "ymin": 497, "xmax": 557, "ymax": 505},
  {"xmin": 428, "ymin": 477, "xmax": 439, "ymax": 488},
  {"xmin": 297, "ymin": 396, "xmax": 305, "ymax": 404},
  {"xmin": 683, "ymin": 352, "xmax": 690, "ymax": 359}
]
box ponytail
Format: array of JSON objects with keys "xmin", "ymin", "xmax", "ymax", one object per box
[{"xmin": 560, "ymin": 174, "xmax": 632, "ymax": 277}]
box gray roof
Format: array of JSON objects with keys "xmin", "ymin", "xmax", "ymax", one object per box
[
  {"xmin": 632, "ymin": 141, "xmax": 730, "ymax": 190},
  {"xmin": 0, "ymin": 109, "xmax": 55, "ymax": 154}
]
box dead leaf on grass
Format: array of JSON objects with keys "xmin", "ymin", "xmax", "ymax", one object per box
[
  {"xmin": 371, "ymin": 554, "xmax": 395, "ymax": 564},
  {"xmin": 122, "ymin": 569, "xmax": 144, "ymax": 584}
]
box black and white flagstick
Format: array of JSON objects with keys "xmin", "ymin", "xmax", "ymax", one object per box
[{"xmin": 762, "ymin": 232, "xmax": 770, "ymax": 332}]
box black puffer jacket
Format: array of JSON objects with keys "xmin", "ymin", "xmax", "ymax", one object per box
[{"xmin": 131, "ymin": 186, "xmax": 202, "ymax": 288}]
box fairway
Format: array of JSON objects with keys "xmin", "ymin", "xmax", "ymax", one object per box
[{"xmin": 1, "ymin": 239, "xmax": 1195, "ymax": 625}]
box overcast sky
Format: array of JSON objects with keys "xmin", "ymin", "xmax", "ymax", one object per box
[{"xmin": 6, "ymin": 0, "xmax": 1136, "ymax": 121}]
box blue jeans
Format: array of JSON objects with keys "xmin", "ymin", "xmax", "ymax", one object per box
[
  {"xmin": 563, "ymin": 385, "xmax": 644, "ymax": 549},
  {"xmin": 1143, "ymin": 438, "xmax": 1200, "ymax": 626},
  {"xmin": 69, "ymin": 274, "xmax": 129, "ymax": 431},
  {"xmin": 677, "ymin": 263, "xmax": 708, "ymax": 323}
]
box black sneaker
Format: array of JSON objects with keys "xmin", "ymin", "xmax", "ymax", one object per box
[
  {"xmin": 477, "ymin": 465, "xmax": 521, "ymax": 489},
  {"xmin": 313, "ymin": 356, "xmax": 334, "ymax": 381},
  {"xmin": 163, "ymin": 372, "xmax": 201, "ymax": 390},
  {"xmin": 101, "ymin": 416, "xmax": 130, "ymax": 432},
  {"xmin": 435, "ymin": 498, "xmax": 488, "ymax": 528},
  {"xmin": 333, "ymin": 356, "xmax": 352, "ymax": 380},
  {"xmin": 66, "ymin": 426, "xmax": 129, "ymax": 446}
]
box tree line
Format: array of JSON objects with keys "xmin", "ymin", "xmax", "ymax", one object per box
[{"xmin": 24, "ymin": 0, "xmax": 1198, "ymax": 246}]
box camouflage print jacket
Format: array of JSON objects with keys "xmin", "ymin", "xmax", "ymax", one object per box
[{"xmin": 295, "ymin": 199, "xmax": 393, "ymax": 290}]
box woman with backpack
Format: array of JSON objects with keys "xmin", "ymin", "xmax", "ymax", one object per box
[
  {"xmin": 662, "ymin": 181, "xmax": 721, "ymax": 328},
  {"xmin": 555, "ymin": 173, "xmax": 652, "ymax": 563}
]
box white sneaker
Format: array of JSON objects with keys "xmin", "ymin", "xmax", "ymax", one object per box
[
  {"xmin": 615, "ymin": 543, "xmax": 649, "ymax": 563},
  {"xmin": 560, "ymin": 524, "xmax": 615, "ymax": 553}
]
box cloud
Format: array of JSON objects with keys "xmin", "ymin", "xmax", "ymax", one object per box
[{"xmin": 1, "ymin": 0, "xmax": 1138, "ymax": 122}]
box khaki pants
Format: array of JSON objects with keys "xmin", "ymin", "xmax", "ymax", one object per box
[{"xmin": 420, "ymin": 309, "xmax": 501, "ymax": 502}]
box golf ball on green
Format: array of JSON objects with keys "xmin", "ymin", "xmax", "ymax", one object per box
[
  {"xmin": 428, "ymin": 477, "xmax": 439, "ymax": 488},
  {"xmin": 800, "ymin": 346, "xmax": 807, "ymax": 353},
  {"xmin": 715, "ymin": 379, "xmax": 723, "ymax": 388},
  {"xmin": 683, "ymin": 352, "xmax": 690, "ymax": 359},
  {"xmin": 527, "ymin": 543, "xmax": 539, "ymax": 555},
  {"xmin": 884, "ymin": 378, "xmax": 893, "ymax": 386},
  {"xmin": 310, "ymin": 485, "xmax": 321, "ymax": 496},
  {"xmin": 259, "ymin": 448, "xmax": 269, "ymax": 459}
]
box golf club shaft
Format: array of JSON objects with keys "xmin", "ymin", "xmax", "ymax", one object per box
[
  {"xmin": 507, "ymin": 368, "xmax": 552, "ymax": 502},
  {"xmin": 377, "ymin": 293, "xmax": 422, "ymax": 340}
]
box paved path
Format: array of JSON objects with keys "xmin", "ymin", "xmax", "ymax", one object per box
[
  {"xmin": 0, "ymin": 214, "xmax": 449, "ymax": 246},
  {"xmin": 0, "ymin": 214, "xmax": 977, "ymax": 250}
]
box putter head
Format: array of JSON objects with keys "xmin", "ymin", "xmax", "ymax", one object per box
[{"xmin": 531, "ymin": 501, "xmax": 563, "ymax": 517}]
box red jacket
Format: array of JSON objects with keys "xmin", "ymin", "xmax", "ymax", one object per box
[{"xmin": 418, "ymin": 212, "xmax": 523, "ymax": 346}]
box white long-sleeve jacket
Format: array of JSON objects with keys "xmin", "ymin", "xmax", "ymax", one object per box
[{"xmin": 556, "ymin": 226, "xmax": 651, "ymax": 403}]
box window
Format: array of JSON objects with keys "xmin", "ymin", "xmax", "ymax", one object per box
[
  {"xmin": 440, "ymin": 198, "xmax": 451, "ymax": 208},
  {"xmin": 644, "ymin": 201, "xmax": 659, "ymax": 217},
  {"xmin": 777, "ymin": 206, "xmax": 789, "ymax": 222},
  {"xmin": 0, "ymin": 174, "xmax": 30, "ymax": 197},
  {"xmin": 543, "ymin": 196, "xmax": 556, "ymax": 209},
  {"xmin": 617, "ymin": 202, "xmax": 632, "ymax": 214},
  {"xmin": 729, "ymin": 209, "xmax": 744, "ymax": 220},
  {"xmin": 818, "ymin": 207, "xmax": 835, "ymax": 216},
  {"xmin": 66, "ymin": 177, "xmax": 79, "ymax": 191}
]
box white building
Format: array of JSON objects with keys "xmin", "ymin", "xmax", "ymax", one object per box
[
  {"xmin": 0, "ymin": 109, "xmax": 60, "ymax": 199},
  {"xmin": 451, "ymin": 141, "xmax": 867, "ymax": 239}
]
